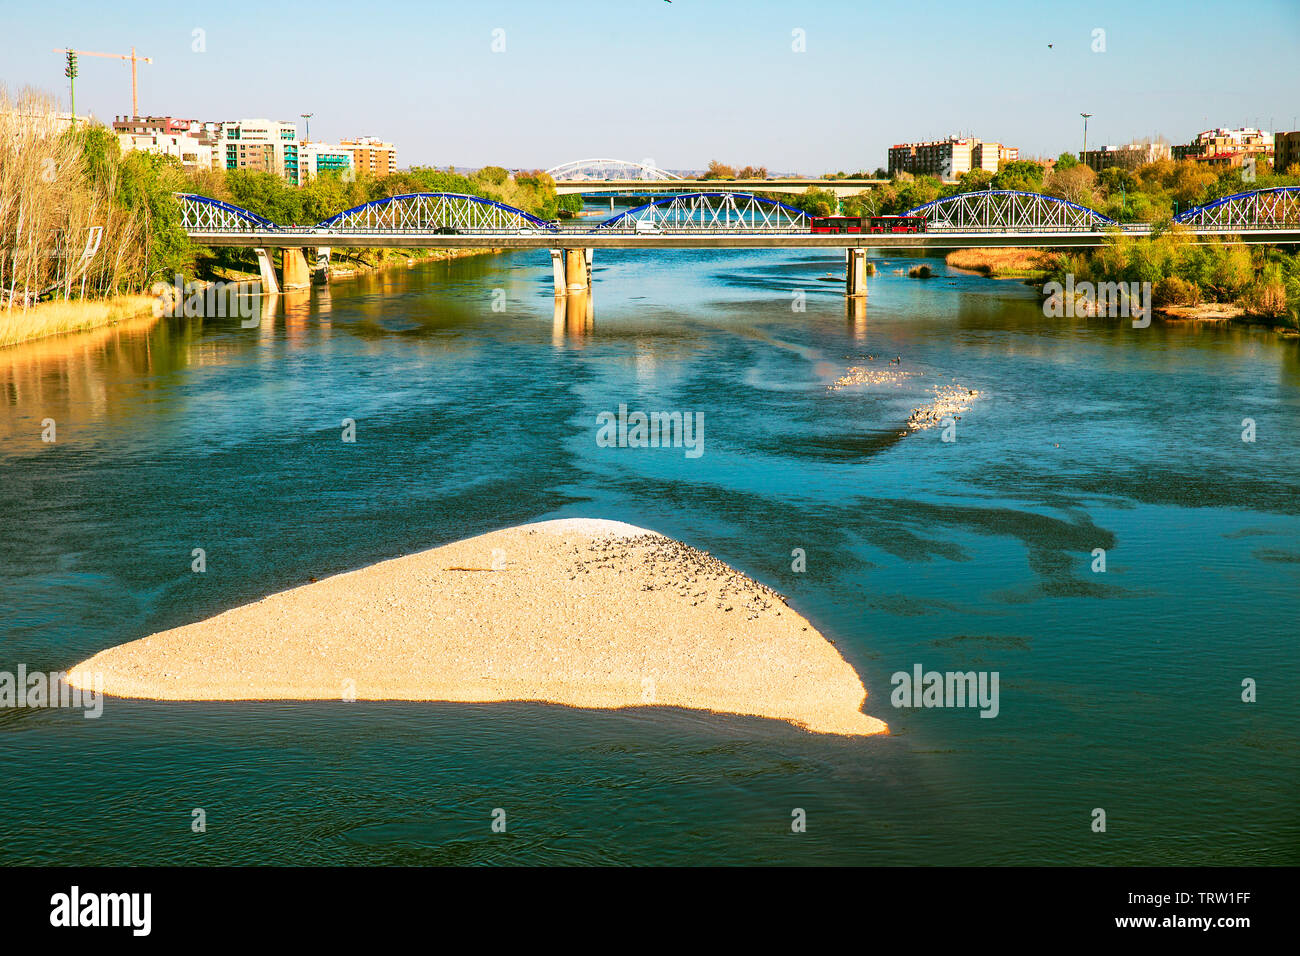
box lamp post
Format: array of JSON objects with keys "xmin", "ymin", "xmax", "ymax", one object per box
[
  {"xmin": 1080, "ymin": 112, "xmax": 1093, "ymax": 167},
  {"xmin": 300, "ymin": 112, "xmax": 313, "ymax": 143}
]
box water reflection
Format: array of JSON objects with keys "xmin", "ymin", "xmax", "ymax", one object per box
[
  {"xmin": 846, "ymin": 297, "xmax": 867, "ymax": 340},
  {"xmin": 553, "ymin": 290, "xmax": 594, "ymax": 345}
]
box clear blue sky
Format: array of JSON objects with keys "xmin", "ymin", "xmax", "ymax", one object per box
[{"xmin": 5, "ymin": 0, "xmax": 1299, "ymax": 173}]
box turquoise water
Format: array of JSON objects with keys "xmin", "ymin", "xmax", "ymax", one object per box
[{"xmin": 1, "ymin": 245, "xmax": 1297, "ymax": 864}]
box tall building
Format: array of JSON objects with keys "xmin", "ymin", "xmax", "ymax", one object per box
[
  {"xmin": 217, "ymin": 119, "xmax": 300, "ymax": 183},
  {"xmin": 1172, "ymin": 128, "xmax": 1273, "ymax": 168},
  {"xmin": 1274, "ymin": 131, "xmax": 1300, "ymax": 174},
  {"xmin": 889, "ymin": 136, "xmax": 1018, "ymax": 181},
  {"xmin": 1081, "ymin": 141, "xmax": 1171, "ymax": 172},
  {"xmin": 342, "ymin": 137, "xmax": 398, "ymax": 178}
]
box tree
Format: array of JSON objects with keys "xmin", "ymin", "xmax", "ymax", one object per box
[
  {"xmin": 473, "ymin": 165, "xmax": 509, "ymax": 186},
  {"xmin": 704, "ymin": 160, "xmax": 736, "ymax": 180},
  {"xmin": 954, "ymin": 169, "xmax": 993, "ymax": 193},
  {"xmin": 1045, "ymin": 163, "xmax": 1097, "ymax": 207},
  {"xmin": 1056, "ymin": 152, "xmax": 1080, "ymax": 171},
  {"xmin": 991, "ymin": 160, "xmax": 1046, "ymax": 193}
]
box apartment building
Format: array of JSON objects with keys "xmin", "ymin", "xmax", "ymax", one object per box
[
  {"xmin": 1172, "ymin": 128, "xmax": 1274, "ymax": 168},
  {"xmin": 217, "ymin": 119, "xmax": 301, "ymax": 183},
  {"xmin": 113, "ymin": 115, "xmax": 221, "ymax": 170},
  {"xmin": 341, "ymin": 137, "xmax": 398, "ymax": 178},
  {"xmin": 889, "ymin": 136, "xmax": 1019, "ymax": 181},
  {"xmin": 1081, "ymin": 141, "xmax": 1171, "ymax": 172},
  {"xmin": 1274, "ymin": 131, "xmax": 1300, "ymax": 174},
  {"xmin": 297, "ymin": 142, "xmax": 356, "ymax": 182}
]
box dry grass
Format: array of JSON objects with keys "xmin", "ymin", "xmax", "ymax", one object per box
[
  {"xmin": 0, "ymin": 295, "xmax": 156, "ymax": 348},
  {"xmin": 946, "ymin": 247, "xmax": 1050, "ymax": 278}
]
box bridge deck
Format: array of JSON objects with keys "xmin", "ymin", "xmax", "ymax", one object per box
[{"xmin": 185, "ymin": 228, "xmax": 1300, "ymax": 249}]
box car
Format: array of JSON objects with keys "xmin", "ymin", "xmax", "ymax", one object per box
[
  {"xmin": 433, "ymin": 226, "xmax": 461, "ymax": 235},
  {"xmin": 517, "ymin": 228, "xmax": 536, "ymax": 236},
  {"xmin": 634, "ymin": 219, "xmax": 661, "ymax": 234}
]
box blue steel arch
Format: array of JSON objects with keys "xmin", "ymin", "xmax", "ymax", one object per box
[
  {"xmin": 599, "ymin": 192, "xmax": 809, "ymax": 229},
  {"xmin": 1173, "ymin": 186, "xmax": 1300, "ymax": 225},
  {"xmin": 903, "ymin": 189, "xmax": 1117, "ymax": 227},
  {"xmin": 314, "ymin": 192, "xmax": 552, "ymax": 230},
  {"xmin": 176, "ymin": 193, "xmax": 280, "ymax": 230}
]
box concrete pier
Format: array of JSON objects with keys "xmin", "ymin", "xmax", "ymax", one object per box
[
  {"xmin": 845, "ymin": 247, "xmax": 868, "ymax": 298},
  {"xmin": 254, "ymin": 247, "xmax": 280, "ymax": 295},
  {"xmin": 282, "ymin": 248, "xmax": 311, "ymax": 291},
  {"xmin": 312, "ymin": 246, "xmax": 331, "ymax": 282},
  {"xmin": 550, "ymin": 249, "xmax": 566, "ymax": 296},
  {"xmin": 564, "ymin": 248, "xmax": 590, "ymax": 293}
]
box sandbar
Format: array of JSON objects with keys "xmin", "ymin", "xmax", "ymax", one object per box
[{"xmin": 69, "ymin": 519, "xmax": 886, "ymax": 736}]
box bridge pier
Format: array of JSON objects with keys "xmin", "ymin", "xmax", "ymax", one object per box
[
  {"xmin": 282, "ymin": 247, "xmax": 311, "ymax": 291},
  {"xmin": 563, "ymin": 248, "xmax": 590, "ymax": 294},
  {"xmin": 254, "ymin": 248, "xmax": 280, "ymax": 296},
  {"xmin": 550, "ymin": 250, "xmax": 566, "ymax": 296},
  {"xmin": 312, "ymin": 246, "xmax": 331, "ymax": 283},
  {"xmin": 845, "ymin": 247, "xmax": 868, "ymax": 297}
]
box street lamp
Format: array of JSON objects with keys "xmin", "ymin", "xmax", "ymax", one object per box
[
  {"xmin": 300, "ymin": 112, "xmax": 314, "ymax": 143},
  {"xmin": 1081, "ymin": 112, "xmax": 1093, "ymax": 167}
]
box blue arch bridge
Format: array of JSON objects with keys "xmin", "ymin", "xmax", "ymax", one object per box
[{"xmin": 176, "ymin": 187, "xmax": 1300, "ymax": 298}]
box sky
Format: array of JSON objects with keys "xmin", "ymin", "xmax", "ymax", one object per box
[{"xmin": 4, "ymin": 0, "xmax": 1299, "ymax": 174}]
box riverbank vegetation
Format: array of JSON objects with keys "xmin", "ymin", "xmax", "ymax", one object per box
[
  {"xmin": 1, "ymin": 89, "xmax": 190, "ymax": 307},
  {"xmin": 946, "ymin": 248, "xmax": 1050, "ymax": 279},
  {"xmin": 1041, "ymin": 231, "xmax": 1300, "ymax": 328},
  {"xmin": 0, "ymin": 294, "xmax": 156, "ymax": 348}
]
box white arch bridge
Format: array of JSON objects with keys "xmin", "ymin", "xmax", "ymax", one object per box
[{"xmin": 176, "ymin": 189, "xmax": 1300, "ymax": 297}]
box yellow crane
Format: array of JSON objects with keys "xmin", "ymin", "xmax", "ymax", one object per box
[{"xmin": 52, "ymin": 46, "xmax": 153, "ymax": 120}]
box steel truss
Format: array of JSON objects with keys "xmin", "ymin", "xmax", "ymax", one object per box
[
  {"xmin": 599, "ymin": 193, "xmax": 808, "ymax": 231},
  {"xmin": 177, "ymin": 194, "xmax": 279, "ymax": 232},
  {"xmin": 905, "ymin": 190, "xmax": 1116, "ymax": 231},
  {"xmin": 1174, "ymin": 187, "xmax": 1300, "ymax": 228},
  {"xmin": 315, "ymin": 193, "xmax": 552, "ymax": 232}
]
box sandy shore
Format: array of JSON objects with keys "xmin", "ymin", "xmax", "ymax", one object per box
[{"xmin": 69, "ymin": 520, "xmax": 886, "ymax": 737}]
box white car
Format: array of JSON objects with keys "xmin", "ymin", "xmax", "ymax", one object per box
[{"xmin": 634, "ymin": 219, "xmax": 661, "ymax": 234}]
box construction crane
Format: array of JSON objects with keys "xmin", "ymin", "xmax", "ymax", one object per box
[{"xmin": 52, "ymin": 46, "xmax": 153, "ymax": 120}]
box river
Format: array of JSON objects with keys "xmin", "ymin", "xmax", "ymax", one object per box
[{"xmin": 1, "ymin": 242, "xmax": 1297, "ymax": 864}]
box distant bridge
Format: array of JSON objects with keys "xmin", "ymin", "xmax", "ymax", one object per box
[
  {"xmin": 176, "ymin": 188, "xmax": 1300, "ymax": 297},
  {"xmin": 542, "ymin": 157, "xmax": 885, "ymax": 198},
  {"xmin": 544, "ymin": 158, "xmax": 682, "ymax": 181},
  {"xmin": 553, "ymin": 178, "xmax": 888, "ymax": 199}
]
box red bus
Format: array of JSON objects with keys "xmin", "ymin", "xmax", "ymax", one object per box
[{"xmin": 810, "ymin": 215, "xmax": 927, "ymax": 234}]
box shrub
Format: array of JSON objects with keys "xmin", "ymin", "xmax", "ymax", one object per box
[
  {"xmin": 1238, "ymin": 265, "xmax": 1288, "ymax": 318},
  {"xmin": 1153, "ymin": 276, "xmax": 1201, "ymax": 306}
]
